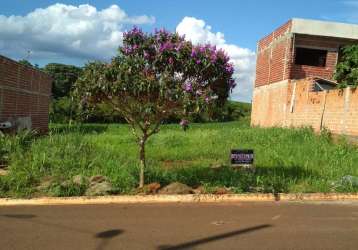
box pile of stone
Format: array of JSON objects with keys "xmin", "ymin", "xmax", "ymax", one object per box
[{"xmin": 36, "ymin": 174, "xmax": 115, "ymax": 196}]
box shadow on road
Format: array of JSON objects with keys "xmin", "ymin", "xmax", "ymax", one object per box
[
  {"xmin": 96, "ymin": 229, "xmax": 123, "ymax": 238},
  {"xmin": 2, "ymin": 213, "xmax": 94, "ymax": 235},
  {"xmin": 157, "ymin": 224, "xmax": 272, "ymax": 250},
  {"xmin": 2, "ymin": 213, "xmax": 124, "ymax": 250},
  {"xmin": 95, "ymin": 229, "xmax": 124, "ymax": 250}
]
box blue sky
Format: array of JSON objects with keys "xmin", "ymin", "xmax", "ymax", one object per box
[{"xmin": 0, "ymin": 0, "xmax": 357, "ymax": 101}]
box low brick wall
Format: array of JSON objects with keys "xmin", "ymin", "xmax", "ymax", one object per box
[
  {"xmin": 0, "ymin": 55, "xmax": 52, "ymax": 133},
  {"xmin": 251, "ymin": 78, "xmax": 358, "ymax": 136}
]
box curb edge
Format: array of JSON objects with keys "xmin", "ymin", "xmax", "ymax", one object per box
[{"xmin": 1, "ymin": 193, "xmax": 358, "ymax": 206}]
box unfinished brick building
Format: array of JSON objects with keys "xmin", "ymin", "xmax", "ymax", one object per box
[
  {"xmin": 251, "ymin": 18, "xmax": 358, "ymax": 135},
  {"xmin": 0, "ymin": 55, "xmax": 52, "ymax": 133}
]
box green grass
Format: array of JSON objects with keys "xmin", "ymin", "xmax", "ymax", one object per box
[{"xmin": 1, "ymin": 120, "xmax": 358, "ymax": 197}]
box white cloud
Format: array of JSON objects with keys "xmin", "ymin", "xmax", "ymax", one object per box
[
  {"xmin": 0, "ymin": 3, "xmax": 155, "ymax": 63},
  {"xmin": 176, "ymin": 17, "xmax": 256, "ymax": 102}
]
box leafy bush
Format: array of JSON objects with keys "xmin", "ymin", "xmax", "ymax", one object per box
[
  {"xmin": 335, "ymin": 45, "xmax": 358, "ymax": 88},
  {"xmin": 0, "ymin": 136, "xmax": 11, "ymax": 166}
]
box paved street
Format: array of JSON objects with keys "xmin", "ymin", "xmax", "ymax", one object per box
[{"xmin": 0, "ymin": 201, "xmax": 357, "ymax": 250}]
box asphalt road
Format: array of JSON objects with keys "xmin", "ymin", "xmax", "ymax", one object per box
[{"xmin": 0, "ymin": 201, "xmax": 357, "ymax": 250}]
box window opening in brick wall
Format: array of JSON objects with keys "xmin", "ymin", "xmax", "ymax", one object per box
[
  {"xmin": 295, "ymin": 47, "xmax": 327, "ymax": 67},
  {"xmin": 310, "ymin": 79, "xmax": 337, "ymax": 92}
]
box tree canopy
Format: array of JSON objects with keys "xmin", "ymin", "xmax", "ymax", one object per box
[{"xmin": 73, "ymin": 27, "xmax": 236, "ymax": 187}]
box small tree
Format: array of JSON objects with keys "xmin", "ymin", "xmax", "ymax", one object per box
[
  {"xmin": 73, "ymin": 27, "xmax": 235, "ymax": 187},
  {"xmin": 334, "ymin": 44, "xmax": 358, "ymax": 88}
]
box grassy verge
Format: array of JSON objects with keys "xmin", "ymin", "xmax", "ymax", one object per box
[{"xmin": 1, "ymin": 121, "xmax": 357, "ymax": 197}]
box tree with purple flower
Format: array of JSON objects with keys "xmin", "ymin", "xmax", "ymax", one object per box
[{"xmin": 74, "ymin": 27, "xmax": 235, "ymax": 188}]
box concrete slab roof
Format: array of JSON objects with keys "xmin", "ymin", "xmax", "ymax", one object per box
[{"xmin": 291, "ymin": 18, "xmax": 358, "ymax": 40}]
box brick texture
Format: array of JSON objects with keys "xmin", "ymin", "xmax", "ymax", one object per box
[
  {"xmin": 255, "ymin": 21, "xmax": 355, "ymax": 88},
  {"xmin": 251, "ymin": 78, "xmax": 358, "ymax": 136},
  {"xmin": 252, "ymin": 20, "xmax": 358, "ymax": 136},
  {"xmin": 0, "ymin": 55, "xmax": 52, "ymax": 133},
  {"xmin": 255, "ymin": 20, "xmax": 293, "ymax": 87},
  {"xmin": 289, "ymin": 35, "xmax": 340, "ymax": 80}
]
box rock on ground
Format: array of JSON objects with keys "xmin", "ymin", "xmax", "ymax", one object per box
[
  {"xmin": 0, "ymin": 168, "xmax": 8, "ymax": 176},
  {"xmin": 193, "ymin": 185, "xmax": 205, "ymax": 194},
  {"xmin": 85, "ymin": 182, "xmax": 113, "ymax": 196},
  {"xmin": 159, "ymin": 182, "xmax": 193, "ymax": 195},
  {"xmin": 36, "ymin": 176, "xmax": 55, "ymax": 191},
  {"xmin": 145, "ymin": 183, "xmax": 161, "ymax": 194},
  {"xmin": 341, "ymin": 175, "xmax": 358, "ymax": 187},
  {"xmin": 135, "ymin": 183, "xmax": 161, "ymax": 195},
  {"xmin": 85, "ymin": 175, "xmax": 113, "ymax": 196},
  {"xmin": 214, "ymin": 187, "xmax": 233, "ymax": 195},
  {"xmin": 89, "ymin": 175, "xmax": 107, "ymax": 184},
  {"xmin": 72, "ymin": 175, "xmax": 87, "ymax": 186}
]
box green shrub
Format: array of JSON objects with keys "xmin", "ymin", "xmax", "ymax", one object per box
[{"xmin": 335, "ymin": 45, "xmax": 358, "ymax": 88}]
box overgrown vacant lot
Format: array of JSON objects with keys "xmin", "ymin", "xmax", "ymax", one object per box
[{"xmin": 1, "ymin": 121, "xmax": 358, "ymax": 197}]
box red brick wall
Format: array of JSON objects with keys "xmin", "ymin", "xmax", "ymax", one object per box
[
  {"xmin": 254, "ymin": 23, "xmax": 355, "ymax": 87},
  {"xmin": 252, "ymin": 21, "xmax": 358, "ymax": 135},
  {"xmin": 251, "ymin": 80, "xmax": 291, "ymax": 127},
  {"xmin": 0, "ymin": 55, "xmax": 52, "ymax": 133},
  {"xmin": 255, "ymin": 20, "xmax": 293, "ymax": 87},
  {"xmin": 251, "ymin": 78, "xmax": 358, "ymax": 136},
  {"xmin": 290, "ymin": 35, "xmax": 339, "ymax": 80}
]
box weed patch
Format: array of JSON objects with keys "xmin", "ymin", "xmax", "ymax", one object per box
[{"xmin": 1, "ymin": 121, "xmax": 357, "ymax": 197}]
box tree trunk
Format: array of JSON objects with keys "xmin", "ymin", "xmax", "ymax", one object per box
[{"xmin": 139, "ymin": 137, "xmax": 146, "ymax": 188}]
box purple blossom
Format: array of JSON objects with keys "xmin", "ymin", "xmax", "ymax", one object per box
[
  {"xmin": 196, "ymin": 89, "xmax": 203, "ymax": 96},
  {"xmin": 124, "ymin": 47, "xmax": 132, "ymax": 54},
  {"xmin": 205, "ymin": 96, "xmax": 211, "ymax": 103},
  {"xmin": 210, "ymin": 53, "xmax": 217, "ymax": 63},
  {"xmin": 124, "ymin": 26, "xmax": 144, "ymax": 39},
  {"xmin": 184, "ymin": 82, "xmax": 193, "ymax": 92},
  {"xmin": 180, "ymin": 119, "xmax": 189, "ymax": 126},
  {"xmin": 132, "ymin": 26, "xmax": 141, "ymax": 34},
  {"xmin": 144, "ymin": 51, "xmax": 150, "ymax": 59},
  {"xmin": 159, "ymin": 41, "xmax": 173, "ymax": 52},
  {"xmin": 225, "ymin": 64, "xmax": 234, "ymax": 74},
  {"xmin": 191, "ymin": 49, "xmax": 197, "ymax": 58},
  {"xmin": 207, "ymin": 44, "xmax": 216, "ymax": 53},
  {"xmin": 196, "ymin": 59, "xmax": 201, "ymax": 64},
  {"xmin": 155, "ymin": 28, "xmax": 170, "ymax": 40},
  {"xmin": 217, "ymin": 49, "xmax": 229, "ymax": 62},
  {"xmin": 180, "ymin": 119, "xmax": 189, "ymax": 131},
  {"xmin": 168, "ymin": 57, "xmax": 174, "ymax": 64},
  {"xmin": 176, "ymin": 42, "xmax": 183, "ymax": 52},
  {"xmin": 199, "ymin": 46, "xmax": 206, "ymax": 53}
]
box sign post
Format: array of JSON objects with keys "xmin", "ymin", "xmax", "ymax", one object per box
[{"xmin": 230, "ymin": 149, "xmax": 254, "ymax": 170}]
